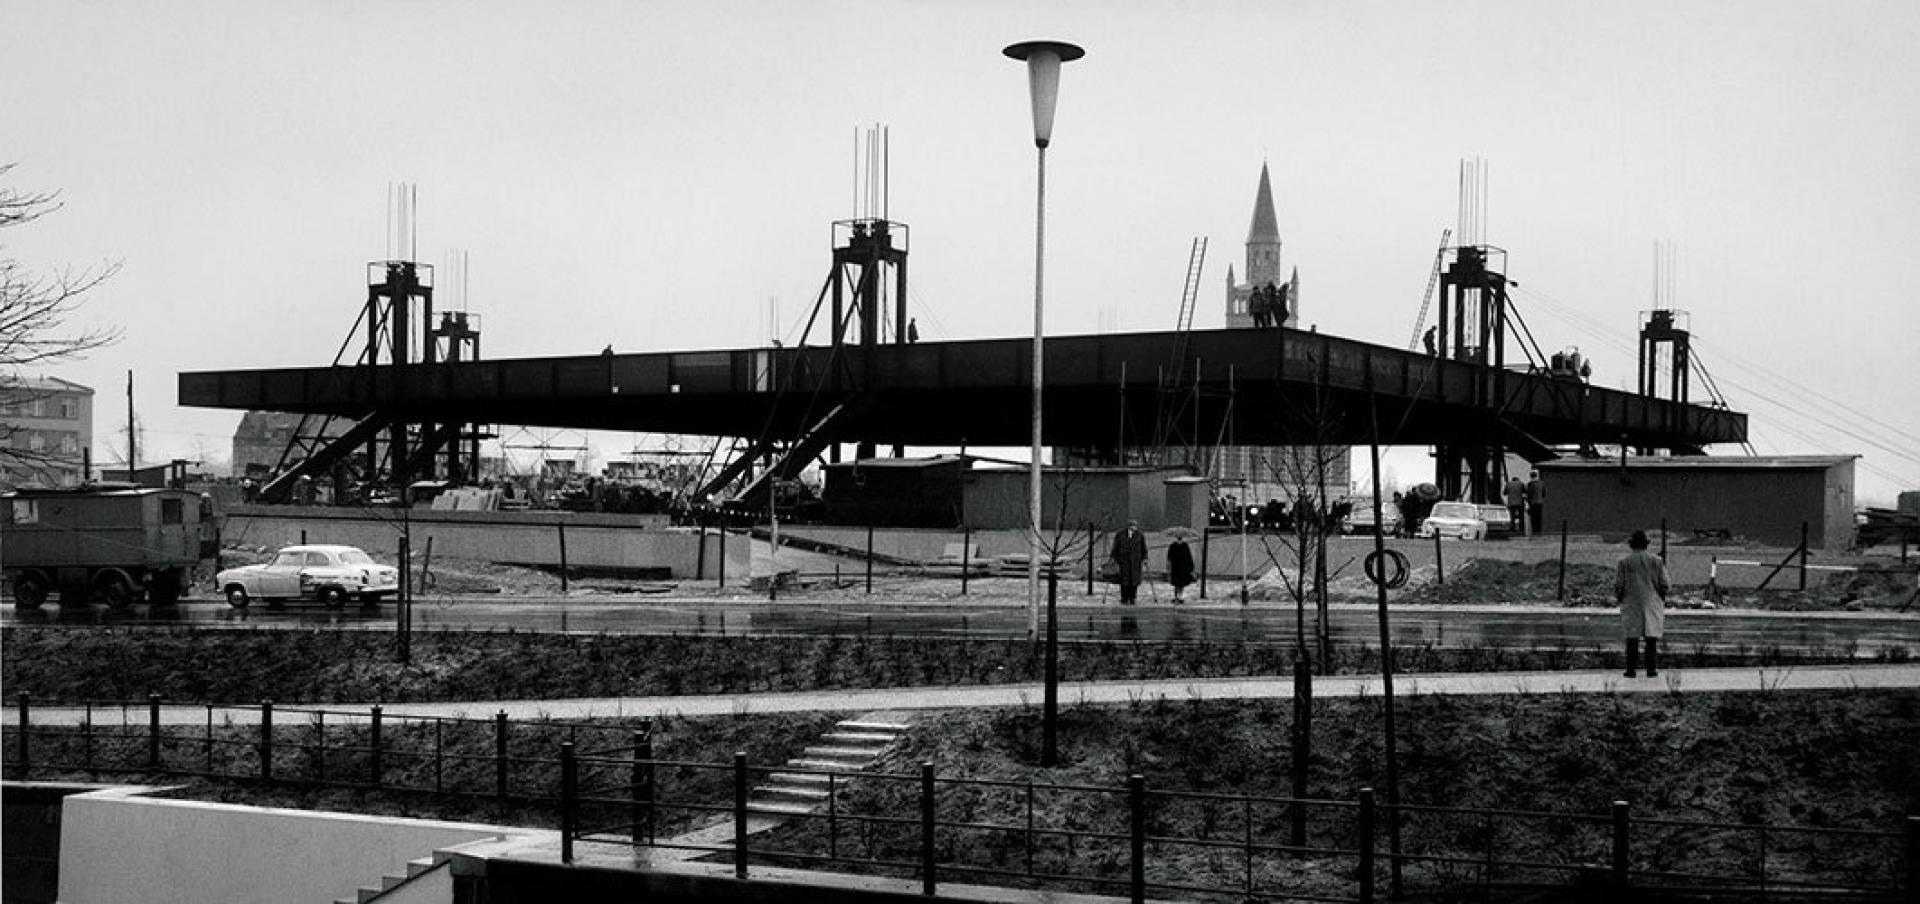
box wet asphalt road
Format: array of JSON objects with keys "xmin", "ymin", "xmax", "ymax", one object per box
[{"xmin": 5, "ymin": 595, "xmax": 1915, "ymax": 656}]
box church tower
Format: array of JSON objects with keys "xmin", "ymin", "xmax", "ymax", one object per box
[
  {"xmin": 1210, "ymin": 163, "xmax": 1347, "ymax": 508},
  {"xmin": 1225, "ymin": 163, "xmax": 1299, "ymax": 328}
]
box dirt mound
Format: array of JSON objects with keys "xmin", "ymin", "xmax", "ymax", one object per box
[{"xmin": 1403, "ymin": 558, "xmax": 1617, "ymax": 606}]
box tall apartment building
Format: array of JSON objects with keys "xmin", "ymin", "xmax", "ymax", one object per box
[
  {"xmin": 1206, "ymin": 164, "xmax": 1351, "ymax": 507},
  {"xmin": 0, "ymin": 375, "xmax": 95, "ymax": 488}
]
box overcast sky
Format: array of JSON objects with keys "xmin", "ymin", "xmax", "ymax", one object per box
[{"xmin": 6, "ymin": 0, "xmax": 1916, "ymax": 504}]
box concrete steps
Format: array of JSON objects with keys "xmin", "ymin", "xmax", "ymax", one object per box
[
  {"xmin": 744, "ymin": 717, "xmax": 909, "ymax": 818},
  {"xmin": 333, "ymin": 855, "xmax": 440, "ymax": 904}
]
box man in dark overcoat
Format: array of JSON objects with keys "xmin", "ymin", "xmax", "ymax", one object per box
[{"xmin": 1110, "ymin": 519, "xmax": 1150, "ymax": 605}]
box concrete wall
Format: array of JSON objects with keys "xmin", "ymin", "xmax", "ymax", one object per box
[
  {"xmin": 224, "ymin": 505, "xmax": 750, "ymax": 583},
  {"xmin": 1538, "ymin": 459, "xmax": 1854, "ymax": 550},
  {"xmin": 56, "ymin": 785, "xmax": 519, "ymax": 904},
  {"xmin": 960, "ymin": 468, "xmax": 1189, "ymax": 531}
]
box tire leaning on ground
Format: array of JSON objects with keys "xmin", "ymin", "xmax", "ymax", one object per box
[
  {"xmin": 12, "ymin": 572, "xmax": 50, "ymax": 610},
  {"xmin": 225, "ymin": 585, "xmax": 250, "ymax": 609}
]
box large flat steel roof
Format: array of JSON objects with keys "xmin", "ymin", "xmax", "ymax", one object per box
[{"xmin": 179, "ymin": 326, "xmax": 1747, "ymax": 450}]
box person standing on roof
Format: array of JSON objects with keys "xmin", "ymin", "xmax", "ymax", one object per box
[{"xmin": 1616, "ymin": 529, "xmax": 1670, "ymax": 677}]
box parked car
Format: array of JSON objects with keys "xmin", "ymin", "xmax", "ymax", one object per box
[
  {"xmin": 1416, "ymin": 502, "xmax": 1491, "ymax": 540},
  {"xmin": 1341, "ymin": 501, "xmax": 1401, "ymax": 536},
  {"xmin": 214, "ymin": 544, "xmax": 400, "ymax": 609}
]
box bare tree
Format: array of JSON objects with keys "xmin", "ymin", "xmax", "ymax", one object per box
[
  {"xmin": 1250, "ymin": 380, "xmax": 1351, "ymax": 672},
  {"xmin": 1, "ymin": 165, "xmax": 123, "ymax": 475}
]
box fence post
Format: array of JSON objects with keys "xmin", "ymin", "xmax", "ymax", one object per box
[
  {"xmin": 489, "ymin": 710, "xmax": 506, "ymax": 797},
  {"xmin": 259, "ymin": 701, "xmax": 273, "ymax": 784},
  {"xmin": 1612, "ymin": 800, "xmax": 1631, "ymax": 889},
  {"xmin": 1358, "ymin": 788, "xmax": 1376, "ymax": 904},
  {"xmin": 147, "ymin": 693, "xmax": 162, "ymax": 770},
  {"xmin": 369, "ymin": 706, "xmax": 383, "ymax": 787},
  {"xmin": 961, "ymin": 526, "xmax": 971, "ymax": 596},
  {"xmin": 696, "ymin": 524, "xmax": 707, "ymax": 581},
  {"xmin": 1200, "ymin": 523, "xmax": 1210, "ymax": 599},
  {"xmin": 865, "ymin": 526, "xmax": 874, "ymax": 594},
  {"xmin": 560, "ymin": 742, "xmax": 577, "ymax": 865},
  {"xmin": 558, "ymin": 521, "xmax": 570, "ymax": 594},
  {"xmin": 921, "ymin": 762, "xmax": 937, "ymax": 896},
  {"xmin": 641, "ymin": 725, "xmax": 656, "ymax": 844},
  {"xmin": 828, "ymin": 773, "xmax": 839, "ymax": 860},
  {"xmin": 1432, "ymin": 531, "xmax": 1444, "ymax": 585},
  {"xmin": 640, "ymin": 724, "xmax": 656, "ymax": 844},
  {"xmin": 1660, "ymin": 517, "xmax": 1668, "ymax": 559},
  {"xmin": 1129, "ymin": 774, "xmax": 1147, "ymax": 904},
  {"xmin": 1557, "ymin": 520, "xmax": 1569, "ymax": 601},
  {"xmin": 15, "ymin": 692, "xmax": 29, "ymax": 776},
  {"xmin": 1798, "ymin": 522, "xmax": 1810, "ymax": 591},
  {"xmin": 83, "ymin": 701, "xmax": 93, "ymax": 771},
  {"xmin": 734, "ymin": 752, "xmax": 750, "ymax": 879},
  {"xmin": 1086, "ymin": 521, "xmax": 1097, "ymax": 596}
]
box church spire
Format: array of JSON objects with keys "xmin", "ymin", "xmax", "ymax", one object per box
[
  {"xmin": 1244, "ymin": 162, "xmax": 1282, "ymax": 287},
  {"xmin": 1248, "ymin": 162, "xmax": 1280, "ymax": 244}
]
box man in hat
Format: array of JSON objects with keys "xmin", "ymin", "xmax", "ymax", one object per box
[
  {"xmin": 1615, "ymin": 529, "xmax": 1670, "ymax": 677},
  {"xmin": 1110, "ymin": 519, "xmax": 1149, "ymax": 605}
]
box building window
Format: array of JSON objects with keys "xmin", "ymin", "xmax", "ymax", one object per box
[
  {"xmin": 162, "ymin": 498, "xmax": 184, "ymax": 524},
  {"xmin": 28, "ymin": 432, "xmax": 45, "ymax": 452},
  {"xmin": 60, "ymin": 400, "xmax": 78, "ymax": 419}
]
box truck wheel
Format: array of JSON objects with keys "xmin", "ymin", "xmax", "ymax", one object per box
[
  {"xmin": 92, "ymin": 571, "xmax": 135, "ymax": 609},
  {"xmin": 225, "ymin": 586, "xmax": 251, "ymax": 609},
  {"xmin": 319, "ymin": 587, "xmax": 349, "ymax": 609},
  {"xmin": 149, "ymin": 569, "xmax": 183, "ymax": 606},
  {"xmin": 12, "ymin": 572, "xmax": 50, "ymax": 610}
]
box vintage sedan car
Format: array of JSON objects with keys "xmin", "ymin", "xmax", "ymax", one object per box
[
  {"xmin": 1415, "ymin": 501, "xmax": 1492, "ymax": 541},
  {"xmin": 214, "ymin": 544, "xmax": 400, "ymax": 609}
]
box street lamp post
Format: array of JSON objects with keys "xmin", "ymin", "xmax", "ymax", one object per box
[{"xmin": 1004, "ymin": 39, "xmax": 1084, "ymax": 638}]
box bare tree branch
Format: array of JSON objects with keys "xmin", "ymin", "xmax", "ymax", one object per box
[{"xmin": 1, "ymin": 164, "xmax": 124, "ymax": 477}]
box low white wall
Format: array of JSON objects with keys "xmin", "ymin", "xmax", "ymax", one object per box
[
  {"xmin": 58, "ymin": 786, "xmax": 526, "ymax": 904},
  {"xmin": 223, "ymin": 507, "xmax": 751, "ymax": 584}
]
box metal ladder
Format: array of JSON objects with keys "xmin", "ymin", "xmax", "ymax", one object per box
[{"xmin": 1407, "ymin": 227, "xmax": 1453, "ymax": 351}]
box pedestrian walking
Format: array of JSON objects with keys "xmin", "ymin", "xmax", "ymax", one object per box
[
  {"xmin": 1110, "ymin": 519, "xmax": 1149, "ymax": 605},
  {"xmin": 1166, "ymin": 533, "xmax": 1196, "ymax": 603},
  {"xmin": 1525, "ymin": 470, "xmax": 1545, "ymax": 534},
  {"xmin": 1502, "ymin": 476, "xmax": 1526, "ymax": 533},
  {"xmin": 1615, "ymin": 529, "xmax": 1670, "ymax": 677}
]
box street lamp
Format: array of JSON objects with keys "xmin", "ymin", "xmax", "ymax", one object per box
[{"xmin": 1005, "ymin": 39, "xmax": 1084, "ymax": 638}]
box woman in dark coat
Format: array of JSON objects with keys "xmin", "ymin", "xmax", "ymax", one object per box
[{"xmin": 1166, "ymin": 535, "xmax": 1196, "ymax": 603}]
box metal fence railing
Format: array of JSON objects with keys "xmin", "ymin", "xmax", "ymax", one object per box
[
  {"xmin": 4, "ymin": 693, "xmax": 638, "ymax": 805},
  {"xmin": 555, "ymin": 741, "xmax": 1920, "ymax": 904},
  {"xmin": 8, "ymin": 699, "xmax": 1914, "ymax": 903}
]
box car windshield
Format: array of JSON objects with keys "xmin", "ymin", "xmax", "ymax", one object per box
[
  {"xmin": 338, "ymin": 550, "xmax": 375, "ymax": 565},
  {"xmin": 1430, "ymin": 502, "xmax": 1476, "ymax": 519}
]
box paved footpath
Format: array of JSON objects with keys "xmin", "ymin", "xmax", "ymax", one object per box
[{"xmin": 8, "ymin": 664, "xmax": 1917, "ymax": 727}]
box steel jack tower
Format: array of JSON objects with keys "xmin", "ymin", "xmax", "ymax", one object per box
[{"xmin": 1432, "ymin": 244, "xmax": 1514, "ymax": 503}]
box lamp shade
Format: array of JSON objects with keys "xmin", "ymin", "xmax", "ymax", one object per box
[{"xmin": 1003, "ymin": 40, "xmax": 1084, "ymax": 148}]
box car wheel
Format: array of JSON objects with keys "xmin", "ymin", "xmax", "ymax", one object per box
[
  {"xmin": 225, "ymin": 586, "xmax": 251, "ymax": 609},
  {"xmin": 12, "ymin": 572, "xmax": 50, "ymax": 610},
  {"xmin": 320, "ymin": 587, "xmax": 349, "ymax": 609}
]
